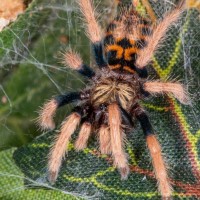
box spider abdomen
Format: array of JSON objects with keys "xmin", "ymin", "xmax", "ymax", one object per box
[{"xmin": 104, "ymin": 9, "xmax": 152, "ymax": 74}]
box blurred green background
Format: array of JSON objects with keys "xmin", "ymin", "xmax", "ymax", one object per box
[{"xmin": 0, "ymin": 0, "xmax": 90, "ymax": 151}]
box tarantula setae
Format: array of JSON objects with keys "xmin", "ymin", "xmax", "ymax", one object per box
[{"xmin": 38, "ymin": 0, "xmax": 188, "ymax": 198}]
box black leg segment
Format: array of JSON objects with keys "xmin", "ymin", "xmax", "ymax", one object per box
[
  {"xmin": 140, "ymin": 83, "xmax": 150, "ymax": 97},
  {"xmin": 78, "ymin": 64, "xmax": 95, "ymax": 78},
  {"xmin": 55, "ymin": 92, "xmax": 81, "ymax": 108},
  {"xmin": 136, "ymin": 112, "xmax": 154, "ymax": 136},
  {"xmin": 93, "ymin": 42, "xmax": 107, "ymax": 69},
  {"xmin": 135, "ymin": 67, "xmax": 148, "ymax": 78},
  {"xmin": 73, "ymin": 104, "xmax": 93, "ymax": 123},
  {"xmin": 120, "ymin": 106, "xmax": 134, "ymax": 128}
]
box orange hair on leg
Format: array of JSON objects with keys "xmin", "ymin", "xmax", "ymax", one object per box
[
  {"xmin": 48, "ymin": 113, "xmax": 81, "ymax": 183},
  {"xmin": 108, "ymin": 103, "xmax": 129, "ymax": 179},
  {"xmin": 146, "ymin": 135, "xmax": 172, "ymax": 198},
  {"xmin": 37, "ymin": 99, "xmax": 58, "ymax": 130},
  {"xmin": 143, "ymin": 81, "xmax": 189, "ymax": 104},
  {"xmin": 99, "ymin": 125, "xmax": 111, "ymax": 154},
  {"xmin": 75, "ymin": 122, "xmax": 92, "ymax": 151},
  {"xmin": 61, "ymin": 49, "xmax": 83, "ymax": 70},
  {"xmin": 136, "ymin": 3, "xmax": 185, "ymax": 68},
  {"xmin": 78, "ymin": 0, "xmax": 102, "ymax": 43}
]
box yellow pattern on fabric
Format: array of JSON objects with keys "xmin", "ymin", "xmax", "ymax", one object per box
[
  {"xmin": 153, "ymin": 14, "xmax": 190, "ymax": 80},
  {"xmin": 171, "ymin": 97, "xmax": 200, "ymax": 169},
  {"xmin": 152, "ymin": 11, "xmax": 200, "ymax": 170},
  {"xmin": 153, "ymin": 58, "xmax": 200, "ymax": 170},
  {"xmin": 63, "ymin": 167, "xmax": 159, "ymax": 198},
  {"xmin": 142, "ymin": 103, "xmax": 169, "ymax": 112},
  {"xmin": 197, "ymin": 130, "xmax": 200, "ymax": 139},
  {"xmin": 63, "ymin": 171, "xmax": 190, "ymax": 198},
  {"xmin": 134, "ymin": 0, "xmax": 147, "ymax": 17},
  {"xmin": 127, "ymin": 144, "xmax": 137, "ymax": 165},
  {"xmin": 31, "ymin": 143, "xmax": 50, "ymax": 148}
]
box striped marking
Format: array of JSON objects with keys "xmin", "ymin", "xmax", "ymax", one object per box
[
  {"xmin": 106, "ymin": 45, "xmax": 123, "ymax": 59},
  {"xmin": 117, "ymin": 38, "xmax": 133, "ymax": 49},
  {"xmin": 104, "ymin": 35, "xmax": 115, "ymax": 46},
  {"xmin": 124, "ymin": 48, "xmax": 138, "ymax": 61},
  {"xmin": 115, "ymin": 37, "xmax": 124, "ymax": 43},
  {"xmin": 129, "ymin": 39, "xmax": 135, "ymax": 45},
  {"xmin": 110, "ymin": 64, "xmax": 121, "ymax": 70},
  {"xmin": 106, "ymin": 32, "xmax": 113, "ymax": 36},
  {"xmin": 123, "ymin": 66, "xmax": 135, "ymax": 73}
]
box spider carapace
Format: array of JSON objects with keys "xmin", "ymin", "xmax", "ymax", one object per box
[{"xmin": 38, "ymin": 1, "xmax": 188, "ymax": 199}]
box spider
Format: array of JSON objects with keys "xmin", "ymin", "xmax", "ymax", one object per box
[{"xmin": 38, "ymin": 0, "xmax": 188, "ymax": 198}]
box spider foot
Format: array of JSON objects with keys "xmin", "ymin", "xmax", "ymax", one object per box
[
  {"xmin": 37, "ymin": 99, "xmax": 57, "ymax": 130},
  {"xmin": 119, "ymin": 166, "xmax": 130, "ymax": 180},
  {"xmin": 48, "ymin": 170, "xmax": 58, "ymax": 184}
]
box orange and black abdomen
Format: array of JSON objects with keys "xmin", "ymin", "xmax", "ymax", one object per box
[{"xmin": 104, "ymin": 10, "xmax": 152, "ymax": 75}]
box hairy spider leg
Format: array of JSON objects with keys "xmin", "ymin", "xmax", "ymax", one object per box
[
  {"xmin": 136, "ymin": 2, "xmax": 185, "ymax": 69},
  {"xmin": 118, "ymin": 101, "xmax": 134, "ymax": 128},
  {"xmin": 136, "ymin": 112, "xmax": 172, "ymax": 198},
  {"xmin": 48, "ymin": 101, "xmax": 97, "ymax": 182},
  {"xmin": 75, "ymin": 122, "xmax": 92, "ymax": 151},
  {"xmin": 62, "ymin": 50, "xmax": 95, "ymax": 78},
  {"xmin": 99, "ymin": 125, "xmax": 111, "ymax": 154},
  {"xmin": 55, "ymin": 92, "xmax": 82, "ymax": 107},
  {"xmin": 74, "ymin": 103, "xmax": 112, "ymax": 158},
  {"xmin": 143, "ymin": 81, "xmax": 189, "ymax": 104},
  {"xmin": 108, "ymin": 103, "xmax": 129, "ymax": 179},
  {"xmin": 93, "ymin": 42, "xmax": 108, "ymax": 69},
  {"xmin": 74, "ymin": 105, "xmax": 93, "ymax": 151},
  {"xmin": 38, "ymin": 92, "xmax": 87, "ymax": 130},
  {"xmin": 48, "ymin": 112, "xmax": 81, "ymax": 183},
  {"xmin": 78, "ymin": 0, "xmax": 107, "ymax": 69},
  {"xmin": 95, "ymin": 109, "xmax": 112, "ymax": 155},
  {"xmin": 74, "ymin": 104, "xmax": 112, "ymax": 154}
]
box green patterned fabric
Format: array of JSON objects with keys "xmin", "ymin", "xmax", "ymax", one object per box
[
  {"xmin": 0, "ymin": 149, "xmax": 77, "ymax": 199},
  {"xmin": 0, "ymin": 0, "xmax": 200, "ymax": 199}
]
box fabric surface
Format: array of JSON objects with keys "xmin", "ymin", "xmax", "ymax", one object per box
[
  {"xmin": 1, "ymin": 0, "xmax": 200, "ymax": 199},
  {"xmin": 0, "ymin": 148, "xmax": 77, "ymax": 200}
]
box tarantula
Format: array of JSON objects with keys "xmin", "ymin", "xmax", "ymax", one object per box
[{"xmin": 38, "ymin": 0, "xmax": 188, "ymax": 198}]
